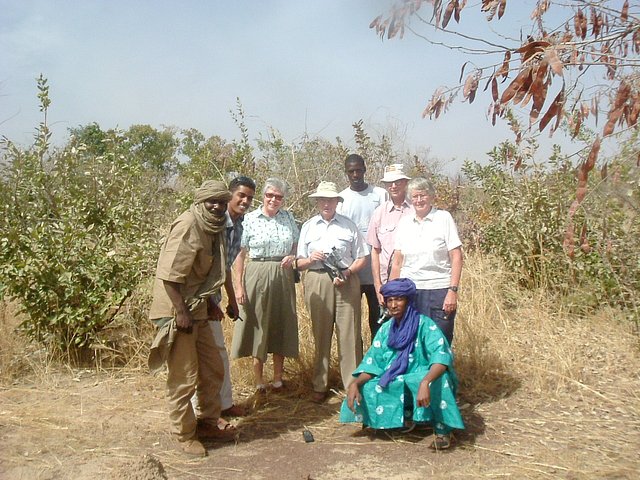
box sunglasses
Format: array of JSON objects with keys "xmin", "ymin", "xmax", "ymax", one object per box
[{"xmin": 265, "ymin": 192, "xmax": 284, "ymax": 201}]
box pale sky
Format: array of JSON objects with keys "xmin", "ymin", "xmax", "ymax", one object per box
[{"xmin": 1, "ymin": 1, "xmax": 584, "ymax": 173}]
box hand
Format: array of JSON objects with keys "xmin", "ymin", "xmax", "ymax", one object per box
[
  {"xmin": 225, "ymin": 303, "xmax": 239, "ymax": 319},
  {"xmin": 416, "ymin": 379, "xmax": 431, "ymax": 408},
  {"xmin": 235, "ymin": 286, "xmax": 247, "ymax": 306},
  {"xmin": 346, "ymin": 383, "xmax": 362, "ymax": 412},
  {"xmin": 175, "ymin": 310, "xmax": 193, "ymax": 333},
  {"xmin": 374, "ymin": 284, "xmax": 384, "ymax": 305},
  {"xmin": 280, "ymin": 255, "xmax": 295, "ymax": 269},
  {"xmin": 334, "ymin": 268, "xmax": 350, "ymax": 287},
  {"xmin": 443, "ymin": 290, "xmax": 458, "ymax": 316},
  {"xmin": 309, "ymin": 251, "xmax": 326, "ymax": 263},
  {"xmin": 209, "ymin": 302, "xmax": 224, "ymax": 322}
]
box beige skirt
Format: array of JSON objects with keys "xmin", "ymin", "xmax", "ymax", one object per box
[{"xmin": 230, "ymin": 261, "xmax": 298, "ymax": 361}]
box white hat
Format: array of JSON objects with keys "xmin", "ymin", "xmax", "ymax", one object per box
[
  {"xmin": 308, "ymin": 181, "xmax": 343, "ymax": 202},
  {"xmin": 381, "ymin": 164, "xmax": 411, "ymax": 183}
]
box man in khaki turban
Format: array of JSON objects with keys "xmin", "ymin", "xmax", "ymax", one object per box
[{"xmin": 148, "ymin": 180, "xmax": 238, "ymax": 457}]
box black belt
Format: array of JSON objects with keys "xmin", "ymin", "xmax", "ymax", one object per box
[
  {"xmin": 308, "ymin": 267, "xmax": 348, "ymax": 272},
  {"xmin": 251, "ymin": 256, "xmax": 285, "ymax": 262}
]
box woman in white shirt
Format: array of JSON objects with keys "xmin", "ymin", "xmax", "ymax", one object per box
[{"xmin": 389, "ymin": 177, "xmax": 462, "ymax": 345}]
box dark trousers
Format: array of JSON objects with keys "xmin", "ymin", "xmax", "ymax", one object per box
[
  {"xmin": 361, "ymin": 283, "xmax": 381, "ymax": 341},
  {"xmin": 414, "ymin": 287, "xmax": 457, "ymax": 345}
]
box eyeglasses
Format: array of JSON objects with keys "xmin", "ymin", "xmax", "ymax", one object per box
[
  {"xmin": 411, "ymin": 194, "xmax": 431, "ymax": 201},
  {"xmin": 265, "ymin": 192, "xmax": 284, "ymax": 201}
]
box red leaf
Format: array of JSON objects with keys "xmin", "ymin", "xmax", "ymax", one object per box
[
  {"xmin": 531, "ymin": 60, "xmax": 549, "ymax": 104},
  {"xmin": 516, "ymin": 40, "xmax": 551, "ymax": 63},
  {"xmin": 369, "ymin": 15, "xmax": 383, "ymax": 29},
  {"xmin": 498, "ymin": 0, "xmax": 506, "ymax": 19},
  {"xmin": 496, "ymin": 51, "xmax": 511, "ymax": 79},
  {"xmin": 574, "ymin": 9, "xmax": 584, "ymax": 39},
  {"xmin": 500, "ymin": 67, "xmax": 530, "ymax": 104},
  {"xmin": 513, "ymin": 69, "xmax": 534, "ymax": 106},
  {"xmin": 539, "ymin": 88, "xmax": 564, "ymax": 132},
  {"xmin": 628, "ymin": 94, "xmax": 640, "ymax": 126},
  {"xmin": 463, "ymin": 73, "xmax": 479, "ymax": 103},
  {"xmin": 545, "ymin": 47, "xmax": 563, "ymax": 76},
  {"xmin": 621, "ymin": 0, "xmax": 629, "ymax": 22},
  {"xmin": 584, "ymin": 136, "xmax": 601, "ymax": 172},
  {"xmin": 443, "ymin": 0, "xmax": 455, "ymax": 28},
  {"xmin": 459, "ymin": 61, "xmax": 470, "ymax": 83},
  {"xmin": 454, "ymin": 1, "xmax": 462, "ymax": 22},
  {"xmin": 571, "ymin": 113, "xmax": 582, "ymax": 138}
]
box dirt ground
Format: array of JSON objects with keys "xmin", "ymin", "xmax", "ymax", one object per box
[{"xmin": 1, "ymin": 359, "xmax": 639, "ymax": 480}]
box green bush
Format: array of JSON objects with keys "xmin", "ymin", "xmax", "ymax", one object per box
[
  {"xmin": 0, "ymin": 77, "xmax": 169, "ymax": 357},
  {"xmin": 462, "ymin": 137, "xmax": 639, "ymax": 323}
]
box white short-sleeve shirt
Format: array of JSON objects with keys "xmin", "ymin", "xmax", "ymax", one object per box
[
  {"xmin": 394, "ymin": 207, "xmax": 461, "ymax": 289},
  {"xmin": 297, "ymin": 213, "xmax": 368, "ymax": 269}
]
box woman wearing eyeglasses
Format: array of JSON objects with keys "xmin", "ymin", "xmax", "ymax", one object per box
[
  {"xmin": 230, "ymin": 178, "xmax": 299, "ymax": 393},
  {"xmin": 388, "ymin": 177, "xmax": 463, "ymax": 346}
]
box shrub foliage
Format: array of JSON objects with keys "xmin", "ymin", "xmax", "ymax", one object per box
[
  {"xmin": 0, "ymin": 77, "xmax": 167, "ymax": 356},
  {"xmin": 1, "ymin": 76, "xmax": 637, "ymax": 361},
  {"xmin": 462, "ymin": 136, "xmax": 639, "ymax": 322}
]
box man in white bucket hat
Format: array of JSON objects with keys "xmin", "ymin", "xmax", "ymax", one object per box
[
  {"xmin": 367, "ymin": 164, "xmax": 414, "ymax": 309},
  {"xmin": 296, "ymin": 181, "xmax": 367, "ymax": 403}
]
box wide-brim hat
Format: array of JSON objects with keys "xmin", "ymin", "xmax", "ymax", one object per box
[
  {"xmin": 308, "ymin": 181, "xmax": 343, "ymax": 202},
  {"xmin": 381, "ymin": 164, "xmax": 411, "ymax": 183}
]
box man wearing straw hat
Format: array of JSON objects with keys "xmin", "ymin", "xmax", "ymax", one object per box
[
  {"xmin": 148, "ymin": 180, "xmax": 238, "ymax": 457},
  {"xmin": 296, "ymin": 181, "xmax": 368, "ymax": 403},
  {"xmin": 367, "ymin": 164, "xmax": 414, "ymax": 309}
]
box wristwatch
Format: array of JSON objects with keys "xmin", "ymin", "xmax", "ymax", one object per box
[{"xmin": 448, "ymin": 286, "xmax": 459, "ymax": 293}]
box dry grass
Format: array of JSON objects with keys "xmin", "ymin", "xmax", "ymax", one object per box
[
  {"xmin": 455, "ymin": 253, "xmax": 639, "ymax": 401},
  {"xmin": 2, "ymin": 252, "xmax": 638, "ymax": 398},
  {"xmin": 1, "ymin": 253, "xmax": 639, "ymax": 479}
]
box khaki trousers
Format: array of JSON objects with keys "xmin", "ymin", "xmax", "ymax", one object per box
[
  {"xmin": 166, "ymin": 319, "xmax": 224, "ymax": 441},
  {"xmin": 303, "ymin": 270, "xmax": 363, "ymax": 393}
]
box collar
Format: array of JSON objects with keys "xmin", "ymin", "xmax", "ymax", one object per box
[
  {"xmin": 226, "ymin": 211, "xmax": 244, "ymax": 227},
  {"xmin": 256, "ymin": 208, "xmax": 281, "ymax": 219},
  {"xmin": 313, "ymin": 213, "xmax": 342, "ymax": 225},
  {"xmin": 386, "ymin": 199, "xmax": 412, "ymax": 213},
  {"xmin": 413, "ymin": 206, "xmax": 437, "ymax": 223}
]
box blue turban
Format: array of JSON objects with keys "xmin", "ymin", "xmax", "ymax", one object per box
[
  {"xmin": 378, "ymin": 278, "xmax": 421, "ymax": 389},
  {"xmin": 380, "ymin": 277, "xmax": 417, "ymax": 300}
]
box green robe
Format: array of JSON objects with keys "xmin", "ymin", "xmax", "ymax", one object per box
[{"xmin": 339, "ymin": 315, "xmax": 465, "ymax": 433}]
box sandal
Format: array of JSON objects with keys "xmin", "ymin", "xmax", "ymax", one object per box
[
  {"xmin": 399, "ymin": 421, "xmax": 416, "ymax": 433},
  {"xmin": 197, "ymin": 419, "xmax": 238, "ymax": 442},
  {"xmin": 270, "ymin": 380, "xmax": 285, "ymax": 393},
  {"xmin": 429, "ymin": 433, "xmax": 452, "ymax": 450},
  {"xmin": 310, "ymin": 391, "xmax": 327, "ymax": 403},
  {"xmin": 221, "ymin": 404, "xmax": 247, "ymax": 417}
]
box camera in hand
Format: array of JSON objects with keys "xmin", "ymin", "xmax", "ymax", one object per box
[{"xmin": 321, "ymin": 247, "xmax": 346, "ymax": 282}]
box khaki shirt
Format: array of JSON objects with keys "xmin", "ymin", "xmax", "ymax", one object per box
[{"xmin": 148, "ymin": 210, "xmax": 225, "ymax": 320}]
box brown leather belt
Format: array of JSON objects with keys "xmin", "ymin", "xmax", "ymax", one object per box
[{"xmin": 251, "ymin": 256, "xmax": 285, "ymax": 262}]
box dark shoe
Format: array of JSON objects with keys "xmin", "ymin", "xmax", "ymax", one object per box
[
  {"xmin": 399, "ymin": 421, "xmax": 416, "ymax": 433},
  {"xmin": 429, "ymin": 433, "xmax": 452, "ymax": 450},
  {"xmin": 255, "ymin": 384, "xmax": 267, "ymax": 395},
  {"xmin": 221, "ymin": 404, "xmax": 247, "ymax": 417},
  {"xmin": 310, "ymin": 391, "xmax": 327, "ymax": 403},
  {"xmin": 197, "ymin": 419, "xmax": 238, "ymax": 442},
  {"xmin": 179, "ymin": 438, "xmax": 206, "ymax": 457}
]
